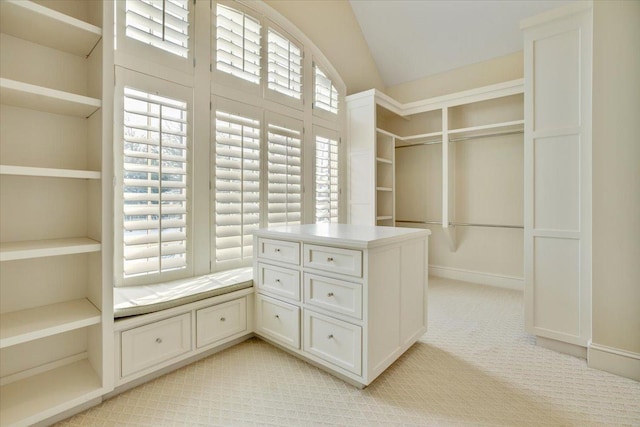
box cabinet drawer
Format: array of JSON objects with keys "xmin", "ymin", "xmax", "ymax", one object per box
[
  {"xmin": 303, "ymin": 244, "xmax": 362, "ymax": 277},
  {"xmin": 304, "ymin": 273, "xmax": 362, "ymax": 319},
  {"xmin": 196, "ymin": 298, "xmax": 247, "ymax": 348},
  {"xmin": 258, "ymin": 263, "xmax": 300, "ymax": 301},
  {"xmin": 255, "ymin": 294, "xmax": 300, "ymax": 349},
  {"xmin": 258, "ymin": 238, "xmax": 300, "ymax": 265},
  {"xmin": 121, "ymin": 313, "xmax": 191, "ymax": 377},
  {"xmin": 303, "ymin": 310, "xmax": 362, "ymax": 375}
]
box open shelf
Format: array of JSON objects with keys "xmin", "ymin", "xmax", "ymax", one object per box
[
  {"xmin": 376, "ymin": 187, "xmax": 393, "ymax": 192},
  {"xmin": 376, "ymin": 216, "xmax": 393, "ymax": 221},
  {"xmin": 376, "ymin": 157, "xmax": 392, "ymax": 165},
  {"xmin": 0, "ymin": 358, "xmax": 102, "ymax": 427},
  {"xmin": 0, "ymin": 0, "xmax": 102, "ymax": 57},
  {"xmin": 0, "ymin": 78, "xmax": 101, "ymax": 118},
  {"xmin": 448, "ymin": 119, "xmax": 524, "ymax": 139},
  {"xmin": 0, "ymin": 165, "xmax": 101, "ymax": 180},
  {"xmin": 0, "ymin": 299, "xmax": 101, "ymax": 349},
  {"xmin": 0, "ymin": 238, "xmax": 101, "ymax": 262}
]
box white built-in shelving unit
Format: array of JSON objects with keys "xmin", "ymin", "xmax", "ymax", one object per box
[
  {"xmin": 0, "ymin": 0, "xmax": 113, "ymax": 425},
  {"xmin": 347, "ymin": 80, "xmax": 524, "ymax": 252}
]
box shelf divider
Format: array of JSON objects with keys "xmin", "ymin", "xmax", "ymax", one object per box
[
  {"xmin": 0, "ymin": 0, "xmax": 102, "ymax": 57},
  {"xmin": 0, "ymin": 78, "xmax": 101, "ymax": 118},
  {"xmin": 0, "ymin": 165, "xmax": 101, "ymax": 180},
  {"xmin": 0, "ymin": 238, "xmax": 101, "ymax": 262},
  {"xmin": 0, "ymin": 299, "xmax": 101, "ymax": 349}
]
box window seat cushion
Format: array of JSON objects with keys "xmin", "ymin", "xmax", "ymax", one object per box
[{"xmin": 114, "ymin": 267, "xmax": 253, "ymax": 318}]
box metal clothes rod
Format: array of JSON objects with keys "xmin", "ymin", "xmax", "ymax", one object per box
[
  {"xmin": 396, "ymin": 220, "xmax": 524, "ymax": 229},
  {"xmin": 394, "ymin": 129, "xmax": 524, "ymax": 149}
]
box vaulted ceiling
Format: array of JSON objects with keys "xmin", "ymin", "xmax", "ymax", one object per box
[{"xmin": 349, "ymin": 0, "xmax": 572, "ymax": 87}]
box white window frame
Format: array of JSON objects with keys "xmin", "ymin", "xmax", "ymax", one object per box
[
  {"xmin": 264, "ymin": 20, "xmax": 304, "ymax": 110},
  {"xmin": 312, "ymin": 60, "xmax": 340, "ymax": 121},
  {"xmin": 114, "ymin": 67, "xmax": 194, "ymax": 287},
  {"xmin": 313, "ymin": 125, "xmax": 341, "ymax": 224},
  {"xmin": 212, "ymin": 0, "xmax": 263, "ymax": 97},
  {"xmin": 115, "ymin": 0, "xmax": 194, "ymax": 75}
]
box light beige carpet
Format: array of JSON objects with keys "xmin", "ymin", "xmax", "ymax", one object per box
[{"xmin": 58, "ymin": 277, "xmax": 640, "ymax": 426}]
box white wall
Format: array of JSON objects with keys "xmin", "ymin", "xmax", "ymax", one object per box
[{"xmin": 592, "ymin": 0, "xmax": 640, "ymax": 355}]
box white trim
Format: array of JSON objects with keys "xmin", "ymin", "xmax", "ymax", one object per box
[
  {"xmin": 429, "ymin": 265, "xmax": 524, "ymax": 291},
  {"xmin": 0, "ymin": 352, "xmax": 88, "ymax": 386},
  {"xmin": 520, "ymin": 1, "xmax": 593, "ymax": 30},
  {"xmin": 588, "ymin": 342, "xmax": 640, "ymax": 381}
]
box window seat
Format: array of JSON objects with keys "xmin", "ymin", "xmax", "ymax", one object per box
[{"xmin": 114, "ymin": 267, "xmax": 253, "ymax": 318}]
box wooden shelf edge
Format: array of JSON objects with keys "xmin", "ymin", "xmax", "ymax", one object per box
[
  {"xmin": 448, "ymin": 119, "xmax": 525, "ymax": 136},
  {"xmin": 376, "ymin": 187, "xmax": 393, "ymax": 192},
  {"xmin": 376, "ymin": 157, "xmax": 393, "ymax": 164},
  {"xmin": 0, "ymin": 237, "xmax": 101, "ymax": 262},
  {"xmin": 0, "ymin": 358, "xmax": 103, "ymax": 427},
  {"xmin": 0, "ymin": 298, "xmax": 101, "ymax": 349},
  {"xmin": 0, "ymin": 165, "xmax": 101, "ymax": 179},
  {"xmin": 0, "ymin": 78, "xmax": 101, "ymax": 117},
  {"xmin": 376, "ymin": 216, "xmax": 393, "ymax": 221}
]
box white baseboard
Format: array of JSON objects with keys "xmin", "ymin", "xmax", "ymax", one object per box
[
  {"xmin": 588, "ymin": 342, "xmax": 640, "ymax": 381},
  {"xmin": 429, "ymin": 265, "xmax": 524, "ymax": 291}
]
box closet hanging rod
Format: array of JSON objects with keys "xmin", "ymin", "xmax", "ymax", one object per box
[
  {"xmin": 396, "ymin": 220, "xmax": 524, "ymax": 229},
  {"xmin": 396, "ymin": 141, "xmax": 442, "ymax": 149},
  {"xmin": 394, "ymin": 129, "xmax": 524, "ymax": 149}
]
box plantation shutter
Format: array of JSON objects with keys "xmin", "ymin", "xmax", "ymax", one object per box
[
  {"xmin": 215, "ymin": 4, "xmax": 261, "ymax": 84},
  {"xmin": 122, "ymin": 87, "xmax": 190, "ymax": 281},
  {"xmin": 267, "ymin": 28, "xmax": 302, "ymax": 100},
  {"xmin": 267, "ymin": 115, "xmax": 303, "ymax": 227},
  {"xmin": 214, "ymin": 101, "xmax": 261, "ymax": 268},
  {"xmin": 314, "ymin": 64, "xmax": 339, "ymax": 114},
  {"xmin": 124, "ymin": 0, "xmax": 190, "ymax": 58},
  {"xmin": 314, "ymin": 129, "xmax": 340, "ymax": 223}
]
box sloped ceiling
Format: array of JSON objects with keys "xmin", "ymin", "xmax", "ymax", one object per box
[{"xmin": 349, "ymin": 0, "xmax": 571, "ymax": 87}]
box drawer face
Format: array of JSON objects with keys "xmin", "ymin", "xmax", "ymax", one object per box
[
  {"xmin": 304, "ymin": 273, "xmax": 362, "ymax": 319},
  {"xmin": 258, "ymin": 263, "xmax": 300, "ymax": 301},
  {"xmin": 303, "ymin": 244, "xmax": 362, "ymax": 277},
  {"xmin": 121, "ymin": 313, "xmax": 191, "ymax": 378},
  {"xmin": 303, "ymin": 310, "xmax": 362, "ymax": 375},
  {"xmin": 196, "ymin": 298, "xmax": 247, "ymax": 348},
  {"xmin": 258, "ymin": 238, "xmax": 300, "ymax": 265},
  {"xmin": 255, "ymin": 294, "xmax": 300, "ymax": 349}
]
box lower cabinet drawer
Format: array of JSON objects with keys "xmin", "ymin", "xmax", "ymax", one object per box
[
  {"xmin": 121, "ymin": 313, "xmax": 191, "ymax": 377},
  {"xmin": 303, "ymin": 310, "xmax": 362, "ymax": 375},
  {"xmin": 258, "ymin": 263, "xmax": 300, "ymax": 301},
  {"xmin": 304, "ymin": 273, "xmax": 362, "ymax": 319},
  {"xmin": 255, "ymin": 294, "xmax": 300, "ymax": 349},
  {"xmin": 196, "ymin": 298, "xmax": 247, "ymax": 348}
]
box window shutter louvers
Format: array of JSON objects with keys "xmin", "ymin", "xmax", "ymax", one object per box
[
  {"xmin": 215, "ymin": 109, "xmax": 261, "ymax": 267},
  {"xmin": 314, "ymin": 65, "xmax": 339, "ymax": 114},
  {"xmin": 267, "ymin": 121, "xmax": 302, "ymax": 227},
  {"xmin": 215, "ymin": 4, "xmax": 261, "ymax": 84},
  {"xmin": 125, "ymin": 0, "xmax": 190, "ymax": 58},
  {"xmin": 315, "ymin": 134, "xmax": 339, "ymax": 223},
  {"xmin": 122, "ymin": 87, "xmax": 189, "ymax": 279},
  {"xmin": 267, "ymin": 29, "xmax": 302, "ymax": 99}
]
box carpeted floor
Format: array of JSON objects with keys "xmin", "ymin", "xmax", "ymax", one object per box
[{"xmin": 58, "ymin": 277, "xmax": 640, "ymax": 426}]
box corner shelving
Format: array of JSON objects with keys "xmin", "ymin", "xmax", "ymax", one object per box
[{"xmin": 0, "ymin": 0, "xmax": 112, "ymax": 424}]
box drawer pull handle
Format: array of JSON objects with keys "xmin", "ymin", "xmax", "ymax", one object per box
[
  {"xmin": 275, "ymin": 314, "xmax": 280, "ymax": 319},
  {"xmin": 327, "ymin": 292, "xmax": 334, "ymax": 297},
  {"xmin": 327, "ymin": 257, "xmax": 334, "ymax": 262},
  {"xmin": 327, "ymin": 334, "xmax": 334, "ymax": 339},
  {"xmin": 275, "ymin": 248, "xmax": 281, "ymax": 253},
  {"xmin": 155, "ymin": 338, "xmax": 162, "ymax": 344},
  {"xmin": 220, "ymin": 317, "xmax": 226, "ymax": 322},
  {"xmin": 275, "ymin": 279, "xmax": 280, "ymax": 284}
]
